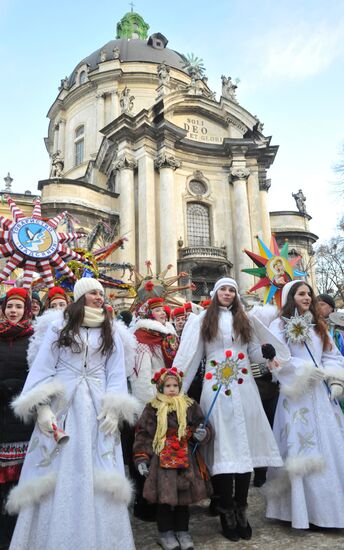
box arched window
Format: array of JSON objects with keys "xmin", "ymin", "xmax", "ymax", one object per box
[
  {"xmin": 187, "ymin": 202, "xmax": 210, "ymax": 246},
  {"xmin": 74, "ymin": 125, "xmax": 84, "ymax": 166},
  {"xmin": 79, "ymin": 70, "xmax": 87, "ymax": 85}
]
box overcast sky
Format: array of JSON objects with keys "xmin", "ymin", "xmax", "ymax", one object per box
[{"xmin": 0, "ymin": 0, "xmax": 343, "ymax": 243}]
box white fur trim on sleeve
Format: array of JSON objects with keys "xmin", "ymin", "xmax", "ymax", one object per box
[
  {"xmin": 280, "ymin": 362, "xmax": 318, "ymax": 401},
  {"xmin": 11, "ymin": 379, "xmax": 65, "ymax": 423},
  {"xmin": 324, "ymin": 366, "xmax": 344, "ymax": 384},
  {"xmin": 27, "ymin": 310, "xmax": 63, "ymax": 368},
  {"xmin": 6, "ymin": 473, "xmax": 57, "ymax": 514},
  {"xmin": 94, "ymin": 470, "xmax": 133, "ymax": 506},
  {"xmin": 101, "ymin": 392, "xmax": 140, "ymax": 425},
  {"xmin": 285, "ymin": 455, "xmax": 325, "ymax": 477},
  {"xmin": 114, "ymin": 319, "xmax": 138, "ymax": 378}
]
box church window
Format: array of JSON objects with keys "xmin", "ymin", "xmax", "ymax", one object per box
[
  {"xmin": 79, "ymin": 71, "xmax": 87, "ymax": 85},
  {"xmin": 187, "ymin": 202, "xmax": 210, "ymax": 246},
  {"xmin": 74, "ymin": 125, "xmax": 84, "ymax": 165}
]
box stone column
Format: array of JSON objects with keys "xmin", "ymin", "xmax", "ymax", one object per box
[
  {"xmin": 113, "ymin": 155, "xmax": 137, "ymax": 266},
  {"xmin": 137, "ymin": 155, "xmax": 156, "ymax": 272},
  {"xmin": 230, "ymin": 166, "xmax": 252, "ymax": 291},
  {"xmin": 96, "ymin": 93, "xmax": 106, "ymax": 149},
  {"xmin": 259, "ymin": 177, "xmax": 272, "ymax": 243},
  {"xmin": 53, "ymin": 123, "xmax": 59, "ymax": 154},
  {"xmin": 154, "ymin": 153, "xmax": 181, "ymax": 274},
  {"xmin": 57, "ymin": 118, "xmax": 66, "ymax": 157},
  {"xmin": 247, "ymin": 168, "xmax": 263, "ymax": 253}
]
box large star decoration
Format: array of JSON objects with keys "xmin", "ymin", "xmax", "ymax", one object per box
[
  {"xmin": 242, "ymin": 236, "xmax": 307, "ymax": 308},
  {"xmin": 0, "ymin": 196, "xmax": 85, "ymax": 288}
]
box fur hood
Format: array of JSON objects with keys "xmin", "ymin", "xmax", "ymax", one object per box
[{"xmin": 134, "ymin": 318, "xmax": 176, "ymax": 336}]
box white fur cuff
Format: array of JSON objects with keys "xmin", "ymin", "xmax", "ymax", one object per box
[
  {"xmin": 324, "ymin": 366, "xmax": 344, "ymax": 384},
  {"xmin": 12, "ymin": 379, "xmax": 65, "ymax": 423},
  {"xmin": 101, "ymin": 393, "xmax": 140, "ymax": 425},
  {"xmin": 6, "ymin": 473, "xmax": 56, "ymax": 514},
  {"xmin": 280, "ymin": 363, "xmax": 318, "ymax": 401},
  {"xmin": 285, "ymin": 455, "xmax": 325, "ymax": 477},
  {"xmin": 94, "ymin": 470, "xmax": 133, "ymax": 506}
]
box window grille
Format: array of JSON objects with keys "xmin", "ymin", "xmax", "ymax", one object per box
[{"xmin": 187, "ymin": 203, "xmax": 210, "ymax": 246}]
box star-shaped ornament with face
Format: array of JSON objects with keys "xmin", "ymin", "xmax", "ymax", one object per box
[{"xmin": 242, "ymin": 236, "xmax": 307, "ymax": 308}]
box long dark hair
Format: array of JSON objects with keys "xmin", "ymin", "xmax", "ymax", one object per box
[
  {"xmin": 201, "ymin": 291, "xmax": 252, "ymax": 344},
  {"xmin": 56, "ymin": 296, "xmax": 114, "ymax": 355},
  {"xmin": 281, "ymin": 281, "xmax": 331, "ymax": 351}
]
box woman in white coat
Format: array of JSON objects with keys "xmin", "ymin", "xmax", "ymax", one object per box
[
  {"xmin": 7, "ymin": 278, "xmax": 139, "ymax": 550},
  {"xmin": 266, "ymin": 280, "xmax": 344, "ymax": 529},
  {"xmin": 173, "ymin": 277, "xmax": 282, "ymax": 541}
]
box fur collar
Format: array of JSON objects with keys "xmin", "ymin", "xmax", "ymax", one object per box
[{"xmin": 134, "ymin": 318, "xmax": 176, "ymax": 336}]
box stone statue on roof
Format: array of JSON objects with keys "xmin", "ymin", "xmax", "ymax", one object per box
[
  {"xmin": 221, "ymin": 75, "xmax": 238, "ymax": 102},
  {"xmin": 292, "ymin": 189, "xmax": 307, "ymax": 214},
  {"xmin": 119, "ymin": 86, "xmax": 135, "ymax": 114}
]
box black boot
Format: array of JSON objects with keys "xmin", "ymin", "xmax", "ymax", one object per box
[
  {"xmin": 208, "ymin": 495, "xmax": 220, "ymax": 516},
  {"xmin": 219, "ymin": 507, "xmax": 239, "ymax": 542},
  {"xmin": 235, "ymin": 506, "xmax": 252, "ymax": 540}
]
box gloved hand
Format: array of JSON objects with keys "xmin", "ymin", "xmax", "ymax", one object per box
[
  {"xmin": 330, "ymin": 383, "xmax": 343, "ymax": 401},
  {"xmin": 97, "ymin": 409, "xmax": 118, "ymax": 436},
  {"xmin": 193, "ymin": 424, "xmax": 207, "ymax": 442},
  {"xmin": 37, "ymin": 404, "xmax": 57, "ymax": 437},
  {"xmin": 137, "ymin": 462, "xmax": 149, "ymax": 477},
  {"xmin": 309, "ymin": 368, "xmax": 324, "ymax": 384},
  {"xmin": 261, "ymin": 344, "xmax": 276, "ymax": 360}
]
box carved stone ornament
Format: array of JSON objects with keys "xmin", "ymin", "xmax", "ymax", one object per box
[
  {"xmin": 157, "ymin": 61, "xmax": 170, "ymax": 86},
  {"xmin": 113, "ymin": 155, "xmax": 137, "ymax": 171},
  {"xmin": 113, "ymin": 46, "xmax": 120, "ymax": 60},
  {"xmin": 154, "ymin": 154, "xmax": 181, "ymax": 170},
  {"xmin": 260, "ymin": 178, "xmax": 271, "ymax": 191},
  {"xmin": 221, "ymin": 75, "xmax": 238, "ymax": 103},
  {"xmin": 50, "ymin": 150, "xmax": 64, "ymax": 178},
  {"xmin": 119, "ymin": 86, "xmax": 135, "ymax": 114},
  {"xmin": 292, "ymin": 189, "xmax": 307, "ymax": 214},
  {"xmin": 226, "ymin": 115, "xmax": 247, "ymax": 134},
  {"xmin": 100, "ymin": 50, "xmax": 107, "ymax": 62},
  {"xmin": 230, "ymin": 167, "xmax": 250, "ymax": 181}
]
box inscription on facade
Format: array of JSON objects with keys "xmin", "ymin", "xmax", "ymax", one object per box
[{"xmin": 172, "ymin": 115, "xmax": 227, "ymax": 144}]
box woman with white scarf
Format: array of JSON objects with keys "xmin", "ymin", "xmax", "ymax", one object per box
[{"xmin": 7, "ymin": 278, "xmax": 138, "ymax": 550}]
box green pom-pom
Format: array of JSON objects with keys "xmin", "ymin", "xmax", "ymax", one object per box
[
  {"xmin": 212, "ymin": 384, "xmax": 218, "ymax": 391},
  {"xmin": 225, "ymin": 389, "xmax": 231, "ymax": 396},
  {"xmin": 210, "ymin": 360, "xmax": 216, "ymax": 367}
]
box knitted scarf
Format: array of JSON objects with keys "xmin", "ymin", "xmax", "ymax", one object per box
[
  {"xmin": 0, "ymin": 319, "xmax": 33, "ymax": 342},
  {"xmin": 150, "ymin": 392, "xmax": 193, "ymax": 454},
  {"xmin": 82, "ymin": 306, "xmax": 105, "ymax": 328}
]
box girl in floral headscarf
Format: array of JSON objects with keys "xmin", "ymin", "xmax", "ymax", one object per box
[
  {"xmin": 133, "ymin": 367, "xmax": 211, "ymax": 550},
  {"xmin": 0, "ymin": 288, "xmax": 34, "ymax": 548}
]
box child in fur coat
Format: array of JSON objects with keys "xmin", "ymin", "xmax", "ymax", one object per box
[{"xmin": 133, "ymin": 367, "xmax": 212, "ymax": 550}]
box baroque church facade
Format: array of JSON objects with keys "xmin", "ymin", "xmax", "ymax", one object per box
[{"xmin": 34, "ymin": 10, "xmax": 317, "ymax": 298}]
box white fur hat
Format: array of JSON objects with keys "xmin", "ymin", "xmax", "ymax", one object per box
[
  {"xmin": 210, "ymin": 277, "xmax": 239, "ymax": 298},
  {"xmin": 73, "ymin": 278, "xmax": 104, "ymax": 302}
]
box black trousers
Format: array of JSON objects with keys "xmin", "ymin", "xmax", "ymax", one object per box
[
  {"xmin": 254, "ymin": 393, "xmax": 279, "ymax": 482},
  {"xmin": 157, "ymin": 504, "xmax": 190, "ymax": 532},
  {"xmin": 0, "ymin": 482, "xmax": 16, "ymax": 547},
  {"xmin": 212, "ymin": 473, "xmax": 251, "ymax": 509}
]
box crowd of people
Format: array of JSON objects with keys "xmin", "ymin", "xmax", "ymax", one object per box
[{"xmin": 0, "ymin": 276, "xmax": 344, "ymax": 550}]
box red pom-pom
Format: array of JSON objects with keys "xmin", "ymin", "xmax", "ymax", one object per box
[
  {"xmin": 153, "ymin": 373, "xmax": 160, "ymax": 381},
  {"xmin": 205, "ymin": 372, "xmax": 213, "ymax": 380},
  {"xmin": 237, "ymin": 378, "xmax": 244, "ymax": 384},
  {"xmin": 225, "ymin": 350, "xmax": 232, "ymax": 358},
  {"xmin": 237, "ymin": 352, "xmax": 245, "ymax": 360},
  {"xmin": 241, "ymin": 368, "xmax": 248, "ymax": 374},
  {"xmin": 179, "ymin": 371, "xmax": 184, "ymax": 377},
  {"xmin": 145, "ymin": 281, "xmax": 154, "ymax": 291},
  {"xmin": 160, "ymin": 368, "xmax": 167, "ymax": 374},
  {"xmin": 170, "ymin": 367, "xmax": 177, "ymax": 374}
]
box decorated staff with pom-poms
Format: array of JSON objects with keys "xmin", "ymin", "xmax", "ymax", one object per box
[
  {"xmin": 173, "ymin": 277, "xmax": 283, "ymax": 542},
  {"xmin": 133, "ymin": 366, "xmax": 212, "ymax": 550},
  {"xmin": 265, "ymin": 280, "xmax": 344, "ymax": 529}
]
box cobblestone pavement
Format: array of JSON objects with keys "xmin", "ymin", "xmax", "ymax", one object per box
[{"xmin": 131, "ymin": 485, "xmax": 344, "ymax": 549}]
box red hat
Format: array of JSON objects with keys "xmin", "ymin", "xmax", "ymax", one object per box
[
  {"xmin": 151, "ymin": 366, "xmax": 184, "ymax": 391},
  {"xmin": 200, "ymin": 299, "xmax": 211, "ymax": 309},
  {"xmin": 47, "ymin": 286, "xmax": 68, "ymax": 305},
  {"xmin": 147, "ymin": 297, "xmax": 164, "ymax": 310},
  {"xmin": 164, "ymin": 305, "xmax": 171, "ymax": 320},
  {"xmin": 183, "ymin": 302, "xmax": 192, "ymax": 312},
  {"xmin": 171, "ymin": 307, "xmax": 185, "ymax": 319},
  {"xmin": 6, "ymin": 288, "xmax": 29, "ymax": 303}
]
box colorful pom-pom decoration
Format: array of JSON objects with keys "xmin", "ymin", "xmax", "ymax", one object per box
[
  {"xmin": 237, "ymin": 352, "xmax": 245, "ymax": 360},
  {"xmin": 237, "ymin": 378, "xmax": 244, "ymax": 384},
  {"xmin": 210, "ymin": 360, "xmax": 217, "ymax": 367},
  {"xmin": 205, "ymin": 372, "xmax": 213, "ymax": 380},
  {"xmin": 212, "ymin": 385, "xmax": 219, "ymax": 391},
  {"xmin": 225, "ymin": 350, "xmax": 232, "ymax": 358},
  {"xmin": 179, "ymin": 371, "xmax": 184, "ymax": 377},
  {"xmin": 225, "ymin": 389, "xmax": 231, "ymax": 396},
  {"xmin": 241, "ymin": 368, "xmax": 248, "ymax": 374}
]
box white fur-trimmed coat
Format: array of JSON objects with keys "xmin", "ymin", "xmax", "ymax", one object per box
[
  {"xmin": 266, "ymin": 318, "xmax": 344, "ymax": 529},
  {"xmin": 129, "ymin": 319, "xmax": 176, "ymax": 413},
  {"xmin": 9, "ymin": 317, "xmax": 137, "ymax": 550}
]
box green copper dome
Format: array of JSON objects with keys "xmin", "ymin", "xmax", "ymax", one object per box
[{"xmin": 116, "ymin": 11, "xmax": 149, "ymax": 40}]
